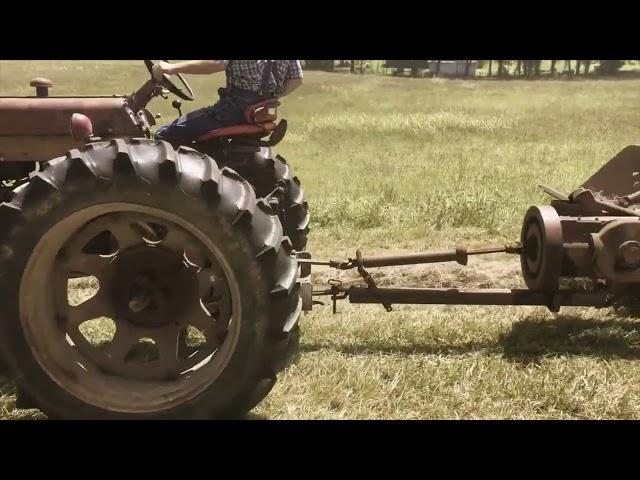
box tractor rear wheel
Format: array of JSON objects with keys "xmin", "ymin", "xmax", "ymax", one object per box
[
  {"xmin": 222, "ymin": 152, "xmax": 310, "ymax": 252},
  {"xmin": 0, "ymin": 139, "xmax": 301, "ymax": 419}
]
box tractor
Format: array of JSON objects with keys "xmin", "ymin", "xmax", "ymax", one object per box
[
  {"xmin": 3, "ymin": 60, "xmax": 640, "ymax": 420},
  {"xmin": 0, "ymin": 61, "xmax": 308, "ymax": 419}
]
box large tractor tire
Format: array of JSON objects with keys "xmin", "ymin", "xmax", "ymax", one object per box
[
  {"xmin": 0, "ymin": 138, "xmax": 301, "ymax": 419},
  {"xmin": 220, "ymin": 152, "xmax": 310, "ymax": 253}
]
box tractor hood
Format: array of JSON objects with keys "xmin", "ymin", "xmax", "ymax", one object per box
[{"xmin": 0, "ymin": 96, "xmax": 139, "ymax": 137}]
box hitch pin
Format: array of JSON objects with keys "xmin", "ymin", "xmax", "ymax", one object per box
[
  {"xmin": 297, "ymin": 259, "xmax": 349, "ymax": 269},
  {"xmin": 297, "ymin": 259, "xmax": 332, "ymax": 266}
]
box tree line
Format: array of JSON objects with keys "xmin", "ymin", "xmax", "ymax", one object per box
[
  {"xmin": 483, "ymin": 60, "xmax": 625, "ymax": 77},
  {"xmin": 303, "ymin": 60, "xmax": 629, "ymax": 77}
]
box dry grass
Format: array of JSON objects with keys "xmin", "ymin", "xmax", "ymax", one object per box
[
  {"xmin": 2, "ymin": 61, "xmax": 640, "ymax": 419},
  {"xmin": 260, "ymin": 307, "xmax": 640, "ymax": 419}
]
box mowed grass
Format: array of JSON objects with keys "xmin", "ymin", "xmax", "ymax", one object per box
[{"xmin": 2, "ymin": 61, "xmax": 640, "ymax": 419}]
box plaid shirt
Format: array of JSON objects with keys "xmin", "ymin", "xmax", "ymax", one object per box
[{"xmin": 222, "ymin": 60, "xmax": 303, "ymax": 97}]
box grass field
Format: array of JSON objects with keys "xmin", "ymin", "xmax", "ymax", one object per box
[{"xmin": 2, "ymin": 61, "xmax": 640, "ymax": 419}]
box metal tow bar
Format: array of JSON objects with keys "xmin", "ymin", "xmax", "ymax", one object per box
[{"xmin": 297, "ymin": 243, "xmax": 612, "ymax": 314}]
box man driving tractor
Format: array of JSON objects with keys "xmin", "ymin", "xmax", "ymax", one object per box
[{"xmin": 152, "ymin": 60, "xmax": 303, "ymax": 146}]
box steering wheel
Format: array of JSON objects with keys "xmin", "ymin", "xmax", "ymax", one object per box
[{"xmin": 144, "ymin": 60, "xmax": 195, "ymax": 101}]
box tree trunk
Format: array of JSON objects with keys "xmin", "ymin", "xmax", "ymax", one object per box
[
  {"xmin": 488, "ymin": 60, "xmax": 492, "ymax": 77},
  {"xmin": 584, "ymin": 60, "xmax": 592, "ymax": 75},
  {"xmin": 350, "ymin": 60, "xmax": 355, "ymax": 74},
  {"xmin": 599, "ymin": 60, "xmax": 623, "ymax": 75},
  {"xmin": 550, "ymin": 60, "xmax": 556, "ymax": 75},
  {"xmin": 464, "ymin": 60, "xmax": 471, "ymax": 78},
  {"xmin": 435, "ymin": 60, "xmax": 441, "ymax": 77},
  {"xmin": 498, "ymin": 60, "xmax": 504, "ymax": 77},
  {"xmin": 576, "ymin": 60, "xmax": 582, "ymax": 75},
  {"xmin": 535, "ymin": 60, "xmax": 541, "ymax": 76},
  {"xmin": 410, "ymin": 61, "xmax": 419, "ymax": 78},
  {"xmin": 516, "ymin": 60, "xmax": 522, "ymax": 76}
]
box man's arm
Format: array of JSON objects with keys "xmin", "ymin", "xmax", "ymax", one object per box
[
  {"xmin": 279, "ymin": 78, "xmax": 303, "ymax": 97},
  {"xmin": 278, "ymin": 61, "xmax": 304, "ymax": 97},
  {"xmin": 152, "ymin": 60, "xmax": 226, "ymax": 80}
]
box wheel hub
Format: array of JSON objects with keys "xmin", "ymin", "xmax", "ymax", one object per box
[
  {"xmin": 24, "ymin": 208, "xmax": 236, "ymax": 406},
  {"xmin": 111, "ymin": 246, "xmax": 200, "ymax": 328}
]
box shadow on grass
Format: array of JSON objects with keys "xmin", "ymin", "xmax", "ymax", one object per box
[
  {"xmin": 5, "ymin": 315, "xmax": 640, "ymax": 419},
  {"xmin": 500, "ymin": 315, "xmax": 640, "ymax": 364},
  {"xmin": 301, "ymin": 315, "xmax": 640, "ymax": 365},
  {"xmin": 300, "ymin": 339, "xmax": 496, "ymax": 357}
]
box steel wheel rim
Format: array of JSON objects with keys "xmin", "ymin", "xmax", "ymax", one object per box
[{"xmin": 19, "ymin": 202, "xmax": 242, "ymax": 414}]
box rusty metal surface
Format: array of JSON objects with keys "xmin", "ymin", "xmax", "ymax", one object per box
[
  {"xmin": 520, "ymin": 205, "xmax": 563, "ymax": 292},
  {"xmin": 354, "ymin": 249, "xmax": 392, "ymax": 312},
  {"xmin": 558, "ymin": 215, "xmax": 619, "ymax": 238},
  {"xmin": 348, "ymin": 287, "xmax": 610, "ymax": 309},
  {"xmin": 309, "ymin": 244, "xmax": 523, "ymax": 272},
  {"xmin": 540, "ymin": 184, "xmax": 569, "ymax": 201},
  {"xmin": 29, "ymin": 77, "xmax": 53, "ymax": 87},
  {"xmin": 593, "ymin": 218, "xmax": 640, "ymax": 282},
  {"xmin": 30, "ymin": 77, "xmax": 53, "ymax": 97},
  {"xmin": 0, "ymin": 136, "xmax": 82, "ymax": 163},
  {"xmin": 357, "ymin": 245, "xmax": 521, "ymax": 269},
  {"xmin": 128, "ymin": 79, "xmax": 160, "ymax": 112},
  {"xmin": 581, "ymin": 145, "xmax": 640, "ymax": 198},
  {"xmin": 561, "ymin": 242, "xmax": 593, "ymax": 276},
  {"xmin": 571, "ymin": 188, "xmax": 640, "ymax": 217},
  {"xmin": 620, "ymin": 190, "xmax": 640, "ymax": 207},
  {"xmin": 0, "ymin": 97, "xmax": 139, "ymax": 137}
]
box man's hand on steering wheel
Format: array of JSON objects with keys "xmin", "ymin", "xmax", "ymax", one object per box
[
  {"xmin": 145, "ymin": 60, "xmax": 195, "ymax": 102},
  {"xmin": 152, "ymin": 61, "xmax": 172, "ymax": 81}
]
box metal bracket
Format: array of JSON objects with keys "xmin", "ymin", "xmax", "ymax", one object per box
[
  {"xmin": 355, "ymin": 249, "xmax": 392, "ymax": 312},
  {"xmin": 328, "ymin": 279, "xmax": 349, "ymax": 314},
  {"xmin": 264, "ymin": 180, "xmax": 286, "ymax": 210},
  {"xmin": 300, "ymin": 242, "xmax": 526, "ymax": 314},
  {"xmin": 297, "ymin": 251, "xmax": 313, "ymax": 312}
]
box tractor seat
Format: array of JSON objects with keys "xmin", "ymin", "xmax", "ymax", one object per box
[
  {"xmin": 197, "ymin": 121, "xmax": 277, "ymax": 142},
  {"xmin": 197, "ymin": 98, "xmax": 281, "ymax": 142}
]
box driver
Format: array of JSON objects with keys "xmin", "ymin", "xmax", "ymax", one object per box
[{"xmin": 153, "ymin": 60, "xmax": 303, "ymax": 146}]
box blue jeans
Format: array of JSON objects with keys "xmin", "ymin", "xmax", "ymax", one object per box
[{"xmin": 156, "ymin": 88, "xmax": 263, "ymax": 146}]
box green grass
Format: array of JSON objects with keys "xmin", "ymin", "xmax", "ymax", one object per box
[{"xmin": 3, "ymin": 61, "xmax": 640, "ymax": 419}]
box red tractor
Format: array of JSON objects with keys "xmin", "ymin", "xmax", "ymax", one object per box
[{"xmin": 0, "ymin": 61, "xmax": 309, "ymax": 419}]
